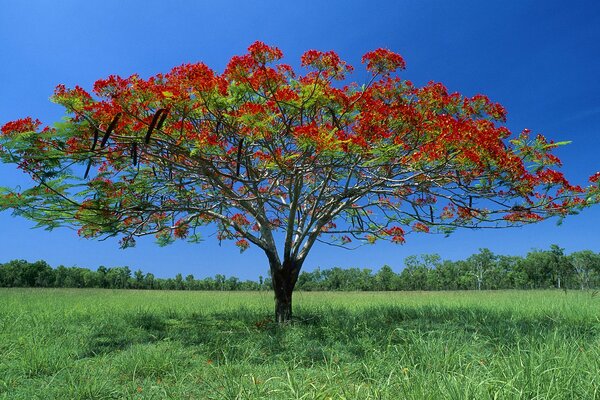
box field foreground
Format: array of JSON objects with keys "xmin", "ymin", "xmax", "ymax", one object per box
[{"xmin": 0, "ymin": 289, "xmax": 598, "ymax": 399}]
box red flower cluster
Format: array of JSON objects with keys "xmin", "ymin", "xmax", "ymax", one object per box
[
  {"xmin": 362, "ymin": 48, "xmax": 406, "ymax": 74},
  {"xmin": 300, "ymin": 49, "xmax": 353, "ymax": 79},
  {"xmin": 235, "ymin": 239, "xmax": 250, "ymax": 252},
  {"xmin": 231, "ymin": 213, "xmax": 251, "ymax": 226},
  {"xmin": 412, "ymin": 222, "xmax": 430, "ymax": 233},
  {"xmin": 247, "ymin": 41, "xmax": 283, "ymax": 64},
  {"xmin": 1, "ymin": 117, "xmax": 41, "ymax": 135}
]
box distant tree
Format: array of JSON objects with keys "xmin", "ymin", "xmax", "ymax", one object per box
[
  {"xmin": 174, "ymin": 273, "xmax": 184, "ymax": 290},
  {"xmin": 400, "ymin": 256, "xmax": 434, "ymax": 290},
  {"xmin": 496, "ymin": 255, "xmax": 526, "ymax": 289},
  {"xmin": 133, "ymin": 269, "xmax": 145, "ymax": 289},
  {"xmin": 569, "ymin": 250, "xmax": 600, "ymax": 290},
  {"xmin": 297, "ymin": 268, "xmax": 323, "ymax": 291},
  {"xmin": 106, "ymin": 266, "xmax": 131, "ymax": 289},
  {"xmin": 81, "ymin": 268, "xmax": 99, "ymax": 288},
  {"xmin": 466, "ymin": 248, "xmax": 496, "ymax": 290},
  {"xmin": 225, "ymin": 276, "xmax": 239, "ymax": 290},
  {"xmin": 215, "ymin": 274, "xmax": 226, "ymax": 291},
  {"xmin": 434, "ymin": 260, "xmax": 461, "ymax": 290},
  {"xmin": 96, "ymin": 266, "xmax": 108, "ymax": 288},
  {"xmin": 521, "ymin": 250, "xmax": 555, "ymax": 288},
  {"xmin": 374, "ymin": 265, "xmax": 397, "ymax": 291},
  {"xmin": 185, "ymin": 274, "xmax": 196, "ymax": 290},
  {"xmin": 63, "ymin": 267, "xmax": 85, "ymax": 288},
  {"xmin": 144, "ymin": 272, "xmax": 156, "ymax": 289},
  {"xmin": 549, "ymin": 244, "xmax": 573, "ymax": 289},
  {"xmin": 0, "ymin": 260, "xmax": 29, "ymax": 286}
]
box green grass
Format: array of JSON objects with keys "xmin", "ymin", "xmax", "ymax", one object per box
[{"xmin": 0, "ymin": 289, "xmax": 598, "ymax": 399}]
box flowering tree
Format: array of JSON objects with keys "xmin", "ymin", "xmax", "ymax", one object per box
[{"xmin": 1, "ymin": 42, "xmax": 598, "ymax": 322}]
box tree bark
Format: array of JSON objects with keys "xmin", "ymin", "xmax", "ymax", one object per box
[
  {"xmin": 270, "ymin": 257, "xmax": 302, "ymax": 324},
  {"xmin": 274, "ymin": 286, "xmax": 293, "ymax": 324}
]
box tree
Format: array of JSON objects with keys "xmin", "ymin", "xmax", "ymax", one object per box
[
  {"xmin": 0, "ymin": 42, "xmax": 597, "ymax": 323},
  {"xmin": 144, "ymin": 272, "xmax": 156, "ymax": 289},
  {"xmin": 185, "ymin": 274, "xmax": 196, "ymax": 290},
  {"xmin": 466, "ymin": 248, "xmax": 496, "ymax": 290},
  {"xmin": 569, "ymin": 250, "xmax": 600, "ymax": 290},
  {"xmin": 496, "ymin": 255, "xmax": 526, "ymax": 289},
  {"xmin": 400, "ymin": 255, "xmax": 440, "ymax": 290},
  {"xmin": 549, "ymin": 244, "xmax": 573, "ymax": 290},
  {"xmin": 133, "ymin": 269, "xmax": 145, "ymax": 289},
  {"xmin": 521, "ymin": 250, "xmax": 554, "ymax": 288}
]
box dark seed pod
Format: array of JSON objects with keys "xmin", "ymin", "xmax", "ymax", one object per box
[
  {"xmin": 152, "ymin": 166, "xmax": 158, "ymax": 177},
  {"xmin": 132, "ymin": 142, "xmax": 138, "ymax": 166},
  {"xmin": 100, "ymin": 113, "xmax": 122, "ymax": 148},
  {"xmin": 429, "ymin": 206, "xmax": 434, "ymax": 223},
  {"xmin": 469, "ymin": 196, "xmax": 473, "ymax": 208},
  {"xmin": 236, "ymin": 138, "xmax": 244, "ymax": 177},
  {"xmin": 156, "ymin": 109, "xmax": 169, "ymax": 131},
  {"xmin": 145, "ymin": 109, "xmax": 164, "ymax": 144},
  {"xmin": 84, "ymin": 158, "xmax": 93, "ymax": 179},
  {"xmin": 90, "ymin": 127, "xmax": 99, "ymax": 151}
]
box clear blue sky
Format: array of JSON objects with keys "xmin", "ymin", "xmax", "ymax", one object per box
[{"xmin": 1, "ymin": 0, "xmax": 599, "ymax": 279}]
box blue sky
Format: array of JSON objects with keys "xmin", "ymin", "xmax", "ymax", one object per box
[{"xmin": 1, "ymin": 0, "xmax": 599, "ymax": 279}]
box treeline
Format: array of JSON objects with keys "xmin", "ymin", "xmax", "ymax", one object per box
[
  {"xmin": 1, "ymin": 246, "xmax": 599, "ymax": 291},
  {"xmin": 0, "ymin": 261, "xmax": 264, "ymax": 291}
]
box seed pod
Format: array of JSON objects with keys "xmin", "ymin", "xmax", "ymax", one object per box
[
  {"xmin": 145, "ymin": 109, "xmax": 164, "ymax": 144},
  {"xmin": 156, "ymin": 109, "xmax": 169, "ymax": 131},
  {"xmin": 100, "ymin": 113, "xmax": 122, "ymax": 148},
  {"xmin": 469, "ymin": 196, "xmax": 473, "ymax": 208},
  {"xmin": 84, "ymin": 158, "xmax": 93, "ymax": 179},
  {"xmin": 429, "ymin": 205, "xmax": 434, "ymax": 223},
  {"xmin": 132, "ymin": 142, "xmax": 138, "ymax": 166},
  {"xmin": 236, "ymin": 138, "xmax": 244, "ymax": 177},
  {"xmin": 90, "ymin": 127, "xmax": 99, "ymax": 151}
]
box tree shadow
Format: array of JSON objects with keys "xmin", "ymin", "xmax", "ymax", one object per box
[{"xmin": 81, "ymin": 304, "xmax": 597, "ymax": 365}]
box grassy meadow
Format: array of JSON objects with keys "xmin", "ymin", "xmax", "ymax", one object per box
[{"xmin": 0, "ymin": 289, "xmax": 598, "ymax": 399}]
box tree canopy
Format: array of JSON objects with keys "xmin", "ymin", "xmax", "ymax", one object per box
[{"xmin": 1, "ymin": 41, "xmax": 598, "ymax": 321}]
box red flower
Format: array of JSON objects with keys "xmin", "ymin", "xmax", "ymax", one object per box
[
  {"xmin": 300, "ymin": 49, "xmax": 353, "ymax": 79},
  {"xmin": 1, "ymin": 117, "xmax": 41, "ymax": 135},
  {"xmin": 235, "ymin": 239, "xmax": 250, "ymax": 252},
  {"xmin": 231, "ymin": 213, "xmax": 251, "ymax": 226},
  {"xmin": 412, "ymin": 222, "xmax": 430, "ymax": 233},
  {"xmin": 247, "ymin": 41, "xmax": 283, "ymax": 63},
  {"xmin": 362, "ymin": 48, "xmax": 406, "ymax": 74}
]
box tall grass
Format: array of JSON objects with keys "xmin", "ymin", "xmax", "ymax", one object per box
[{"xmin": 0, "ymin": 289, "xmax": 598, "ymax": 399}]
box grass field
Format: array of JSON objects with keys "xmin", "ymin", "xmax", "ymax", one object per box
[{"xmin": 0, "ymin": 289, "xmax": 598, "ymax": 399}]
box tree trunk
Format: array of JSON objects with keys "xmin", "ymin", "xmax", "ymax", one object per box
[
  {"xmin": 274, "ymin": 287, "xmax": 292, "ymax": 324},
  {"xmin": 270, "ymin": 257, "xmax": 302, "ymax": 324}
]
